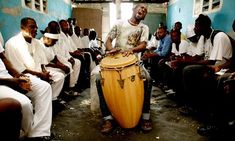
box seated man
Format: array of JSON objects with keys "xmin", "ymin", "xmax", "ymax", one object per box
[
  {"xmin": 142, "ymin": 26, "xmax": 172, "ymax": 85},
  {"xmin": 5, "ymin": 17, "xmax": 65, "ymax": 101},
  {"xmin": 174, "ymin": 21, "xmax": 187, "ymax": 40},
  {"xmin": 0, "ymin": 98, "xmax": 22, "ymax": 141},
  {"xmin": 157, "ymin": 29, "xmax": 190, "ymax": 94},
  {"xmin": 196, "ymin": 17, "xmax": 235, "ymax": 137},
  {"xmin": 59, "ymin": 20, "xmax": 90, "ymax": 91},
  {"xmin": 0, "ymin": 31, "xmax": 53, "ymax": 140},
  {"xmin": 47, "ymin": 21, "xmax": 82, "ymax": 93},
  {"xmin": 40, "ymin": 26, "xmax": 80, "ymax": 96},
  {"xmin": 96, "ymin": 4, "xmax": 152, "ymax": 134},
  {"xmin": 182, "ymin": 14, "xmax": 233, "ymax": 110}
]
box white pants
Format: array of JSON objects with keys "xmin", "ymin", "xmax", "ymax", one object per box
[
  {"xmin": 69, "ymin": 58, "xmax": 81, "ymax": 88},
  {"xmin": 46, "ymin": 67, "xmax": 65, "ymax": 100},
  {"xmin": 57, "ymin": 57, "xmax": 81, "ymax": 88},
  {"xmin": 0, "ymin": 74, "xmax": 52, "ymax": 137},
  {"xmin": 84, "ymin": 52, "xmax": 96, "ymax": 71}
]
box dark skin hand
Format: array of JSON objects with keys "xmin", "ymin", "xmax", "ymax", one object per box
[
  {"xmin": 47, "ymin": 56, "xmax": 70, "ymax": 74},
  {"xmin": 0, "ymin": 78, "xmax": 31, "ymax": 94},
  {"xmin": 23, "ymin": 69, "xmax": 52, "ymax": 83},
  {"xmin": 68, "ymin": 57, "xmax": 75, "ymax": 66}
]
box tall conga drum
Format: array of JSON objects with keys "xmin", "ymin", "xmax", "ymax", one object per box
[{"xmin": 100, "ymin": 53, "xmax": 144, "ymax": 128}]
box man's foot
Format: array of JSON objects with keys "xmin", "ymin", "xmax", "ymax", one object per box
[
  {"xmin": 101, "ymin": 120, "xmax": 113, "ymax": 134},
  {"xmin": 64, "ymin": 90, "xmax": 80, "ymax": 97},
  {"xmin": 197, "ymin": 125, "xmax": 220, "ymax": 136},
  {"xmin": 141, "ymin": 119, "xmax": 152, "ymax": 131},
  {"xmin": 177, "ymin": 106, "xmax": 196, "ymax": 116},
  {"xmin": 165, "ymin": 89, "xmax": 176, "ymax": 98},
  {"xmin": 24, "ymin": 136, "xmax": 53, "ymax": 141}
]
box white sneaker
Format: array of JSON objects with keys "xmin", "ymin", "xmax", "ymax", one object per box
[{"xmin": 165, "ymin": 89, "xmax": 174, "ymax": 93}]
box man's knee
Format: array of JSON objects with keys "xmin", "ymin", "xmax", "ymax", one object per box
[
  {"xmin": 0, "ymin": 98, "xmax": 21, "ymax": 112},
  {"xmin": 0, "ymin": 98, "xmax": 22, "ymax": 140}
]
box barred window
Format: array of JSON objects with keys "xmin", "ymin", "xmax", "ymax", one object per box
[
  {"xmin": 23, "ymin": 0, "xmax": 48, "ymax": 13},
  {"xmin": 193, "ymin": 0, "xmax": 222, "ymax": 16}
]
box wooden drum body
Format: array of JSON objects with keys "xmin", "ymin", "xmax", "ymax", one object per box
[{"xmin": 100, "ymin": 53, "xmax": 144, "ymax": 128}]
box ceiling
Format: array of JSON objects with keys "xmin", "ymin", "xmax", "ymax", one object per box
[{"xmin": 72, "ymin": 0, "xmax": 169, "ymax": 3}]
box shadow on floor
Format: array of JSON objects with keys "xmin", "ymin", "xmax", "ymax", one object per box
[{"xmin": 51, "ymin": 87, "xmax": 213, "ymax": 141}]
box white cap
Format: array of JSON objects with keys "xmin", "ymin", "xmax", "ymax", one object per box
[
  {"xmin": 44, "ymin": 33, "xmax": 59, "ymax": 39},
  {"xmin": 185, "ymin": 24, "xmax": 196, "ymax": 38}
]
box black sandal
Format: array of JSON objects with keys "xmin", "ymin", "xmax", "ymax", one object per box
[{"xmin": 141, "ymin": 119, "xmax": 152, "ymax": 131}]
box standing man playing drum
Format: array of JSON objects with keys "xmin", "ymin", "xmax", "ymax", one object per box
[{"xmin": 96, "ymin": 4, "xmax": 152, "ymax": 133}]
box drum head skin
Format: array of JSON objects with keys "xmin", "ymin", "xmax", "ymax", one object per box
[{"xmin": 100, "ymin": 53, "xmax": 137, "ymax": 68}]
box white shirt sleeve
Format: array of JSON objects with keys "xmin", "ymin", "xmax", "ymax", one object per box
[
  {"xmin": 0, "ymin": 37, "xmax": 4, "ymax": 53},
  {"xmin": 5, "ymin": 36, "xmax": 29, "ymax": 73},
  {"xmin": 209, "ymin": 32, "xmax": 232, "ymax": 61},
  {"xmin": 0, "ymin": 32, "xmax": 4, "ymax": 47},
  {"xmin": 179, "ymin": 40, "xmax": 189, "ymax": 54},
  {"xmin": 140, "ymin": 24, "xmax": 149, "ymax": 43}
]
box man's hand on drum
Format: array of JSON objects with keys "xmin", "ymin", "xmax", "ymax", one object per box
[
  {"xmin": 121, "ymin": 49, "xmax": 134, "ymax": 57},
  {"xmin": 106, "ymin": 48, "xmax": 121, "ymax": 55}
]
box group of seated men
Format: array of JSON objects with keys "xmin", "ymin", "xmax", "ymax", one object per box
[
  {"xmin": 142, "ymin": 15, "xmax": 235, "ymax": 136},
  {"xmin": 0, "ymin": 17, "xmax": 102, "ymax": 141},
  {"xmin": 1, "ymin": 13, "xmax": 235, "ymax": 140}
]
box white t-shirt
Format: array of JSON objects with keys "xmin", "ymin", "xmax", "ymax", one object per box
[
  {"xmin": 53, "ymin": 41, "xmax": 71, "ymax": 60},
  {"xmin": 210, "ymin": 32, "xmax": 232, "ymax": 60},
  {"xmin": 187, "ymin": 35, "xmax": 205, "ymax": 56},
  {"xmin": 0, "ymin": 42, "xmax": 12, "ymax": 78},
  {"xmin": 71, "ymin": 34, "xmax": 85, "ymax": 49},
  {"xmin": 89, "ymin": 39, "xmax": 99, "ymax": 48},
  {"xmin": 59, "ymin": 32, "xmax": 77, "ymax": 52},
  {"xmin": 204, "ymin": 32, "xmax": 232, "ymax": 66},
  {"xmin": 171, "ymin": 40, "xmax": 189, "ymax": 56},
  {"xmin": 106, "ymin": 20, "xmax": 149, "ymax": 50},
  {"xmin": 5, "ymin": 32, "xmax": 49, "ymax": 72},
  {"xmin": 147, "ymin": 35, "xmax": 159, "ymax": 49},
  {"xmin": 0, "ymin": 32, "xmax": 4, "ymax": 47},
  {"xmin": 81, "ymin": 35, "xmax": 90, "ymax": 49},
  {"xmin": 39, "ymin": 38, "xmax": 55, "ymax": 62}
]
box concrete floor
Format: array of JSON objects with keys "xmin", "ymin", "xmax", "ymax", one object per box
[{"xmin": 51, "ymin": 87, "xmax": 210, "ymax": 141}]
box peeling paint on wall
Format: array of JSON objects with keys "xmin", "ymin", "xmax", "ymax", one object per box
[
  {"xmin": 2, "ymin": 7, "xmax": 21, "ymax": 16},
  {"xmin": 0, "ymin": 0, "xmax": 72, "ymax": 42}
]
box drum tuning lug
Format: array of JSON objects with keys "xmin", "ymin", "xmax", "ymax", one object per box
[
  {"xmin": 117, "ymin": 79, "xmax": 125, "ymax": 89},
  {"xmin": 130, "ymin": 75, "xmax": 135, "ymax": 82},
  {"xmin": 101, "ymin": 78, "xmax": 105, "ymax": 86},
  {"xmin": 138, "ymin": 73, "xmax": 146, "ymax": 81},
  {"xmin": 138, "ymin": 73, "xmax": 142, "ymax": 79}
]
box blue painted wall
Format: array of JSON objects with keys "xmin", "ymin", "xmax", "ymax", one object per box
[
  {"xmin": 0, "ymin": 0, "xmax": 72, "ymax": 43},
  {"xmin": 167, "ymin": 0, "xmax": 235, "ymax": 37},
  {"xmin": 143, "ymin": 13, "xmax": 166, "ymax": 35}
]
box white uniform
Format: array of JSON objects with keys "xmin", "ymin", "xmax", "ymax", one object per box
[
  {"xmin": 171, "ymin": 40, "xmax": 190, "ymax": 56},
  {"xmin": 205, "ymin": 31, "xmax": 232, "ymax": 65},
  {"xmin": 55, "ymin": 34, "xmax": 81, "ymax": 87},
  {"xmin": 81, "ymin": 35, "xmax": 90, "ymax": 49},
  {"xmin": 42, "ymin": 39, "xmax": 80, "ymax": 88},
  {"xmin": 71, "ymin": 33, "xmax": 85, "ymax": 49},
  {"xmin": 186, "ymin": 35, "xmax": 205, "ymax": 57},
  {"xmin": 71, "ymin": 33, "xmax": 96, "ymax": 71},
  {"xmin": 5, "ymin": 32, "xmax": 64, "ymax": 100},
  {"xmin": 0, "ymin": 32, "xmax": 4, "ymax": 46},
  {"xmin": 185, "ymin": 25, "xmax": 205, "ymax": 57},
  {"xmin": 147, "ymin": 35, "xmax": 159, "ymax": 49},
  {"xmin": 0, "ymin": 41, "xmax": 52, "ymax": 137}
]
